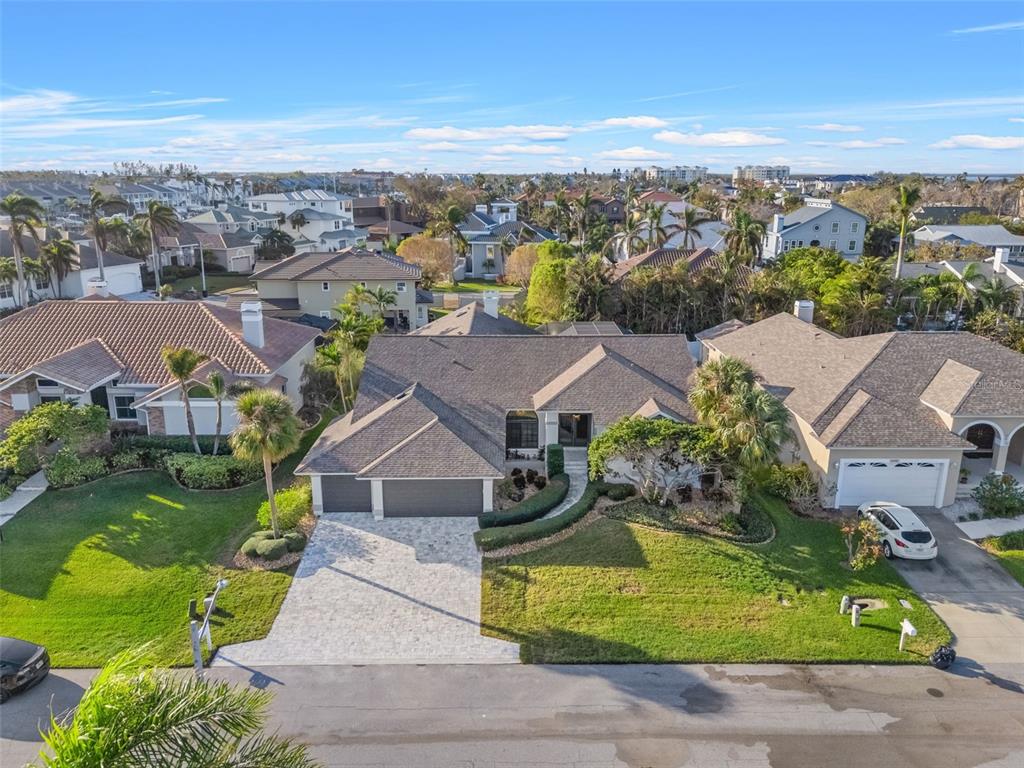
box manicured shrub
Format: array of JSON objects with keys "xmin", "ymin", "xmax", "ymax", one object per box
[
  {"xmin": 164, "ymin": 453, "xmax": 262, "ymax": 490},
  {"xmin": 526, "ymin": 468, "xmax": 537, "ymax": 483},
  {"xmin": 479, "ymin": 473, "xmax": 569, "ymax": 529},
  {"xmin": 512, "ymin": 474, "xmax": 527, "ymax": 490},
  {"xmin": 992, "ymin": 530, "xmax": 1024, "ymax": 551},
  {"xmin": 45, "ymin": 449, "xmax": 109, "ymax": 488},
  {"xmin": 605, "ymin": 483, "xmax": 636, "ymax": 501},
  {"xmin": 240, "ymin": 536, "xmax": 262, "ymax": 557},
  {"xmin": 546, "ymin": 444, "xmax": 564, "ymax": 476},
  {"xmin": 764, "ymin": 463, "xmax": 818, "ymax": 503},
  {"xmin": 117, "ymin": 434, "xmax": 232, "ymax": 462},
  {"xmin": 533, "ymin": 475, "xmax": 547, "ymax": 490},
  {"xmin": 257, "ymin": 483, "xmax": 312, "ymax": 531},
  {"xmin": 254, "ymin": 537, "xmax": 288, "ymax": 560},
  {"xmin": 283, "ymin": 531, "xmax": 307, "ymax": 552},
  {"xmin": 973, "ymin": 473, "xmax": 1024, "ymax": 519},
  {"xmin": 251, "ymin": 529, "xmax": 277, "ymax": 541},
  {"xmin": 510, "ymin": 467, "xmax": 523, "ymax": 477},
  {"xmin": 0, "ymin": 483, "xmax": 12, "ymax": 501},
  {"xmin": 109, "ymin": 450, "xmax": 145, "ymax": 472},
  {"xmin": 0, "ymin": 402, "xmax": 108, "ymax": 475}
]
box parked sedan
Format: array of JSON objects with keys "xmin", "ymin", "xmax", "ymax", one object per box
[
  {"xmin": 0, "ymin": 637, "xmax": 49, "ymax": 703},
  {"xmin": 857, "ymin": 501, "xmax": 938, "ymax": 560}
]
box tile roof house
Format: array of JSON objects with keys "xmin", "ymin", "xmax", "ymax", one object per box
[
  {"xmin": 702, "ymin": 310, "xmax": 1024, "ymax": 509},
  {"xmin": 611, "ymin": 246, "xmax": 753, "ymax": 289},
  {"xmin": 0, "ymin": 299, "xmax": 318, "ymax": 437},
  {"xmin": 250, "ymin": 249, "xmax": 431, "ymax": 331},
  {"xmin": 296, "ymin": 333, "xmax": 696, "ymax": 517}
]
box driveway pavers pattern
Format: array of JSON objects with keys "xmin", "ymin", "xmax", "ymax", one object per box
[{"xmin": 213, "ymin": 514, "xmax": 519, "ymax": 666}]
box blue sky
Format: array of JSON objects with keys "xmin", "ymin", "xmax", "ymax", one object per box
[{"xmin": 1, "ymin": 1, "xmax": 1022, "ymax": 175}]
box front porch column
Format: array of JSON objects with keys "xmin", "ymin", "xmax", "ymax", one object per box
[
  {"xmin": 482, "ymin": 479, "xmax": 494, "ymax": 513},
  {"xmin": 993, "ymin": 440, "xmax": 1010, "ymax": 475},
  {"xmin": 371, "ymin": 479, "xmax": 384, "ymax": 520},
  {"xmin": 542, "ymin": 411, "xmax": 559, "ymax": 447},
  {"xmin": 311, "ymin": 475, "xmax": 324, "ymax": 516}
]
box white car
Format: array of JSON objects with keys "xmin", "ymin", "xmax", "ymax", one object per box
[{"xmin": 857, "ymin": 502, "xmax": 938, "ymax": 561}]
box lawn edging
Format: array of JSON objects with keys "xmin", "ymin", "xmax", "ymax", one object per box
[{"xmin": 479, "ymin": 473, "xmax": 569, "ymax": 528}]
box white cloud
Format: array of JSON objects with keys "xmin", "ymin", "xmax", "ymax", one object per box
[
  {"xmin": 417, "ymin": 141, "xmax": 466, "ymax": 151},
  {"xmin": 801, "ymin": 122, "xmax": 863, "ymax": 132},
  {"xmin": 634, "ymin": 85, "xmax": 738, "ymax": 103},
  {"xmin": 930, "ymin": 134, "xmax": 1024, "ymax": 150},
  {"xmin": 594, "ymin": 146, "xmax": 672, "ymax": 161},
  {"xmin": 3, "ymin": 114, "xmax": 204, "ymax": 138},
  {"xmin": 404, "ymin": 124, "xmax": 576, "ymax": 141},
  {"xmin": 488, "ymin": 143, "xmax": 561, "ymax": 155},
  {"xmin": 1010, "ymin": 117, "xmax": 1024, "ymax": 123},
  {"xmin": 0, "ymin": 89, "xmax": 79, "ymax": 117},
  {"xmin": 654, "ymin": 130, "xmax": 785, "ymax": 147},
  {"xmin": 949, "ymin": 20, "xmax": 1024, "ymax": 35},
  {"xmin": 599, "ymin": 115, "xmax": 669, "ymax": 129},
  {"xmin": 807, "ymin": 137, "xmax": 906, "ymax": 149}
]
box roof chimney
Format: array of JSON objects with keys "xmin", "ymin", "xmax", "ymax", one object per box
[
  {"xmin": 85, "ymin": 277, "xmax": 108, "ymax": 297},
  {"xmin": 240, "ymin": 301, "xmax": 265, "ymax": 348},
  {"xmin": 772, "ymin": 213, "xmax": 785, "ymax": 233},
  {"xmin": 475, "ymin": 204, "xmax": 489, "ymax": 215},
  {"xmin": 993, "ymin": 247, "xmax": 1010, "ymax": 274},
  {"xmin": 482, "ymin": 290, "xmax": 500, "ymax": 318},
  {"xmin": 793, "ymin": 299, "xmax": 814, "ymax": 323}
]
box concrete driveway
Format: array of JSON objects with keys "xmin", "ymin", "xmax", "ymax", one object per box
[
  {"xmin": 213, "ymin": 514, "xmax": 518, "ymax": 667},
  {"xmin": 893, "ymin": 511, "xmax": 1024, "ymax": 664}
]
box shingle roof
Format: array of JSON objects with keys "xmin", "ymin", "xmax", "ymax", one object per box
[
  {"xmin": 298, "ymin": 334, "xmax": 696, "ymax": 478},
  {"xmin": 913, "ymin": 225, "xmax": 1024, "ymax": 247},
  {"xmin": 410, "ymin": 302, "xmax": 535, "ymax": 336},
  {"xmin": 779, "ymin": 201, "xmax": 865, "ymax": 231},
  {"xmin": 708, "ymin": 312, "xmax": 1024, "ymax": 448},
  {"xmin": 0, "ymin": 231, "xmax": 139, "ymax": 270},
  {"xmin": 538, "ymin": 321, "xmax": 626, "ymax": 336},
  {"xmin": 251, "ymin": 249, "xmax": 420, "ymax": 281},
  {"xmin": 0, "ymin": 299, "xmax": 318, "ymax": 385}
]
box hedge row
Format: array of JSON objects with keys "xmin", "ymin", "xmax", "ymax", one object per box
[
  {"xmin": 46, "ymin": 446, "xmax": 259, "ymax": 490},
  {"xmin": 546, "ymin": 444, "xmax": 564, "ymax": 476},
  {"xmin": 116, "ymin": 434, "xmax": 236, "ymax": 458},
  {"xmin": 164, "ymin": 452, "xmax": 262, "ymax": 490},
  {"xmin": 475, "ymin": 480, "xmax": 634, "ymax": 552},
  {"xmin": 478, "ymin": 474, "xmax": 569, "ymax": 529}
]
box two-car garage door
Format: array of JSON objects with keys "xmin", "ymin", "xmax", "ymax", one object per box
[
  {"xmin": 836, "ymin": 459, "xmax": 947, "ymax": 508},
  {"xmin": 320, "ymin": 476, "xmax": 484, "ymax": 517}
]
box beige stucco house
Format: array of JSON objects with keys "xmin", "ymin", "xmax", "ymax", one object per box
[{"xmin": 702, "ymin": 310, "xmax": 1024, "ymax": 509}]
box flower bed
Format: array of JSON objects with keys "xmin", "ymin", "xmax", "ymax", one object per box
[{"xmin": 480, "ymin": 473, "xmax": 568, "ymax": 529}]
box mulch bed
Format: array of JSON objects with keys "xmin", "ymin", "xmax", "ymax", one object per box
[{"xmin": 231, "ymin": 514, "xmax": 317, "ymax": 571}]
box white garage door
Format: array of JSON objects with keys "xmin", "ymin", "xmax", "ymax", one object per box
[
  {"xmin": 836, "ymin": 459, "xmax": 946, "ymax": 508},
  {"xmin": 106, "ymin": 271, "xmax": 142, "ymax": 296}
]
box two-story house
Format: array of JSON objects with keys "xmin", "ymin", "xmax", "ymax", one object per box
[
  {"xmin": 249, "ymin": 249, "xmax": 432, "ymax": 331},
  {"xmin": 247, "ymin": 190, "xmax": 354, "ymax": 225},
  {"xmin": 457, "ymin": 202, "xmax": 557, "ymax": 280},
  {"xmin": 187, "ymin": 204, "xmax": 281, "ymax": 234},
  {"xmin": 911, "ymin": 224, "xmax": 1024, "ymax": 257},
  {"xmin": 763, "ymin": 199, "xmax": 867, "ymax": 261}
]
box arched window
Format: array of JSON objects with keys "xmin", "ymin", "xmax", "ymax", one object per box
[
  {"xmin": 506, "ymin": 410, "xmax": 538, "ymax": 450},
  {"xmin": 964, "ymin": 423, "xmax": 996, "ymax": 457}
]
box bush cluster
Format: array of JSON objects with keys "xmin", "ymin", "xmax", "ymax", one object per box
[
  {"xmin": 546, "ymin": 444, "xmax": 564, "ymax": 476},
  {"xmin": 240, "ymin": 528, "xmax": 307, "ymax": 561},
  {"xmin": 605, "ymin": 484, "xmax": 636, "ymax": 502},
  {"xmin": 0, "ymin": 402, "xmax": 109, "ymax": 475},
  {"xmin": 764, "ymin": 463, "xmax": 817, "ymax": 502},
  {"xmin": 479, "ymin": 474, "xmax": 569, "ymax": 529},
  {"xmin": 164, "ymin": 453, "xmax": 262, "ymax": 490},
  {"xmin": 972, "ymin": 473, "xmax": 1024, "ymax": 519},
  {"xmin": 257, "ymin": 483, "xmax": 312, "ymax": 531},
  {"xmin": 990, "ymin": 530, "xmax": 1024, "ymax": 551},
  {"xmin": 602, "ymin": 496, "xmax": 773, "ymax": 543},
  {"xmin": 45, "ymin": 449, "xmax": 109, "ymax": 488}
]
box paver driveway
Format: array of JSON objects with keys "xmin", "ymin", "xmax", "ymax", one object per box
[
  {"xmin": 213, "ymin": 514, "xmax": 519, "ymax": 666},
  {"xmin": 892, "ymin": 511, "xmax": 1024, "ymax": 664}
]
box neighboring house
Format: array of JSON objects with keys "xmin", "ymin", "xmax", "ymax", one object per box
[
  {"xmin": 626, "ymin": 191, "xmax": 728, "ymax": 256},
  {"xmin": 535, "ymin": 192, "xmax": 625, "ymax": 224},
  {"xmin": 352, "ymin": 196, "xmax": 417, "ymax": 229},
  {"xmin": 411, "ymin": 298, "xmax": 535, "ymax": 336},
  {"xmin": 318, "ymin": 228, "xmax": 369, "ymax": 252},
  {"xmin": 900, "ymin": 247, "xmax": 1024, "ymax": 318},
  {"xmin": 192, "ymin": 228, "xmax": 258, "ymax": 274},
  {"xmin": 702, "ymin": 308, "xmax": 1024, "ymax": 509},
  {"xmin": 0, "ymin": 229, "xmax": 143, "ymax": 306},
  {"xmin": 187, "ymin": 204, "xmax": 280, "ymax": 234},
  {"xmin": 611, "ymin": 246, "xmax": 751, "ymax": 287},
  {"xmin": 911, "ymin": 205, "xmax": 990, "ymax": 225},
  {"xmin": 911, "ymin": 224, "xmax": 1024, "ymax": 257},
  {"xmin": 0, "ymin": 298, "xmax": 318, "ymax": 437},
  {"xmin": 250, "ymin": 249, "xmax": 430, "ymax": 331},
  {"xmin": 281, "ymin": 207, "xmax": 355, "ymax": 243},
  {"xmin": 457, "ymin": 202, "xmax": 557, "ymax": 280},
  {"xmin": 247, "ymin": 189, "xmax": 353, "ymax": 225},
  {"xmin": 366, "ymin": 219, "xmax": 423, "ymax": 245},
  {"xmin": 295, "ymin": 333, "xmax": 695, "ymax": 517},
  {"xmin": 763, "ymin": 199, "xmax": 867, "ymax": 261}
]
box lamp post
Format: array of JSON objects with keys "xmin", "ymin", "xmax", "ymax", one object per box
[{"xmin": 190, "ymin": 578, "xmax": 229, "ymax": 677}]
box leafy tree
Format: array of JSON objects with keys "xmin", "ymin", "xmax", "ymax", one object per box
[
  {"xmin": 428, "ymin": 205, "xmax": 468, "ymax": 283},
  {"xmin": 505, "ymin": 243, "xmax": 539, "ymax": 287},
  {"xmin": 161, "ymin": 347, "xmax": 209, "ymax": 455},
  {"xmin": 0, "ymin": 192, "xmax": 45, "ymax": 306},
  {"xmin": 588, "ymin": 416, "xmax": 717, "ymax": 504},
  {"xmin": 37, "ymin": 650, "xmax": 317, "ymax": 768},
  {"xmin": 525, "ymin": 257, "xmax": 569, "ymax": 323},
  {"xmin": 891, "ymin": 184, "xmax": 921, "ymax": 280},
  {"xmin": 975, "ymin": 278, "xmax": 1019, "ymax": 314},
  {"xmin": 230, "ymin": 389, "xmax": 302, "ymax": 538},
  {"xmin": 395, "ymin": 235, "xmax": 450, "ymax": 288},
  {"xmin": 840, "ymin": 518, "xmax": 883, "ymax": 570},
  {"xmin": 563, "ymin": 255, "xmax": 613, "ymax": 320},
  {"xmin": 0, "ymin": 401, "xmax": 108, "ymax": 475}
]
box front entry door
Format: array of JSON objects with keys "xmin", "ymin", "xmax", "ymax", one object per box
[{"xmin": 558, "ymin": 413, "xmax": 592, "ymax": 447}]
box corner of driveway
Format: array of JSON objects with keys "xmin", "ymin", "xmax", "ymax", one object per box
[{"xmin": 213, "ymin": 514, "xmax": 519, "ymax": 667}]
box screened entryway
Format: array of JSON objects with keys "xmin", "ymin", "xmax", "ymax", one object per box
[
  {"xmin": 558, "ymin": 413, "xmax": 592, "ymax": 447},
  {"xmin": 505, "ymin": 410, "xmax": 539, "ymax": 450}
]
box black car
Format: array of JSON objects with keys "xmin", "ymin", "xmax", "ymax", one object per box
[{"xmin": 0, "ymin": 637, "xmax": 49, "ymax": 703}]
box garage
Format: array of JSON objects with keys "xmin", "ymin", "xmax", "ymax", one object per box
[
  {"xmin": 106, "ymin": 270, "xmax": 142, "ymax": 296},
  {"xmin": 382, "ymin": 479, "xmax": 483, "ymax": 517},
  {"xmin": 322, "ymin": 475, "xmax": 372, "ymax": 514},
  {"xmin": 836, "ymin": 459, "xmax": 947, "ymax": 508}
]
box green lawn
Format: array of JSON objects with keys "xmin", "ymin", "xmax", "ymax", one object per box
[
  {"xmin": 432, "ymin": 280, "xmax": 523, "ymax": 294},
  {"xmin": 0, "ymin": 410, "xmax": 336, "ymax": 668},
  {"xmin": 482, "ymin": 495, "xmax": 950, "ymax": 663},
  {"xmin": 169, "ymin": 273, "xmax": 253, "ymax": 295},
  {"xmin": 983, "ymin": 540, "xmax": 1024, "ymax": 586}
]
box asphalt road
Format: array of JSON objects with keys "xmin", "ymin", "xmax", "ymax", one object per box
[{"xmin": 4, "ymin": 662, "xmax": 1023, "ymax": 767}]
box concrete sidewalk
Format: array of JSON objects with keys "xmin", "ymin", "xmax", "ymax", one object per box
[
  {"xmin": 957, "ymin": 512, "xmax": 1024, "ymax": 540},
  {"xmin": 0, "ymin": 470, "xmax": 47, "ymax": 527}
]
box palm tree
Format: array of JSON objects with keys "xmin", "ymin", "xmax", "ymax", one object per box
[
  {"xmin": 230, "ymin": 389, "xmax": 302, "ymax": 538},
  {"xmin": 21, "ymin": 257, "xmax": 49, "ymax": 299},
  {"xmin": 39, "ymin": 650, "xmax": 316, "ymax": 768},
  {"xmin": 639, "ymin": 202, "xmax": 670, "ymax": 249},
  {"xmin": 670, "ymin": 206, "xmax": 715, "ymax": 250},
  {"xmin": 78, "ymin": 188, "xmax": 127, "ymax": 281},
  {"xmin": 429, "ymin": 205, "xmax": 468, "ymax": 283},
  {"xmin": 137, "ymin": 201, "xmax": 179, "ymax": 295},
  {"xmin": 0, "ymin": 193, "xmax": 45, "ymax": 306},
  {"xmin": 367, "ymin": 285, "xmax": 398, "ymax": 317},
  {"xmin": 570, "ymin": 189, "xmax": 594, "ymax": 252},
  {"xmin": 891, "ymin": 184, "xmax": 921, "ymax": 280},
  {"xmin": 161, "ymin": 347, "xmax": 209, "ymax": 455},
  {"xmin": 724, "ymin": 210, "xmax": 765, "ymax": 266},
  {"xmin": 976, "ymin": 277, "xmax": 1019, "ymax": 313},
  {"xmin": 207, "ymin": 371, "xmax": 228, "ymax": 456},
  {"xmin": 288, "ymin": 211, "xmax": 309, "ymax": 232},
  {"xmin": 951, "ymin": 262, "xmax": 984, "ymax": 329},
  {"xmin": 332, "ymin": 304, "xmax": 382, "ymax": 351},
  {"xmin": 41, "ymin": 238, "xmax": 77, "ymax": 298},
  {"xmin": 689, "ymin": 356, "xmax": 758, "ymax": 428},
  {"xmin": 720, "ymin": 385, "xmax": 793, "ymax": 467}
]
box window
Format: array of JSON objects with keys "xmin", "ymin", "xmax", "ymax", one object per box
[
  {"xmin": 848, "ymin": 240, "xmax": 856, "ymax": 252},
  {"xmin": 114, "ymin": 395, "xmax": 137, "ymax": 420},
  {"xmin": 797, "ymin": 240, "xmax": 804, "ymax": 247},
  {"xmin": 0, "ymin": 281, "xmax": 11, "ymax": 300},
  {"xmin": 396, "ymin": 281, "xmax": 407, "ymax": 293},
  {"xmin": 322, "ymin": 281, "xmax": 330, "ymax": 292},
  {"xmin": 831, "ymin": 222, "xmax": 839, "ymax": 234},
  {"xmin": 878, "ymin": 512, "xmax": 899, "ymax": 531},
  {"xmin": 505, "ymin": 410, "xmax": 539, "ymax": 450},
  {"xmin": 851, "ymin": 222, "xmax": 859, "ymax": 233},
  {"xmin": 319, "ymin": 310, "xmax": 331, "ymax": 318},
  {"xmin": 334, "ymin": 220, "xmax": 340, "ymax": 229},
  {"xmin": 828, "ymin": 239, "xmax": 837, "ymax": 250},
  {"xmin": 359, "ymin": 281, "xmax": 367, "ymax": 288},
  {"xmin": 35, "ymin": 273, "xmax": 50, "ymax": 290},
  {"xmin": 36, "ymin": 378, "xmax": 59, "ymax": 387}
]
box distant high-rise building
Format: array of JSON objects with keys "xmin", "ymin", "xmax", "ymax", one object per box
[
  {"xmin": 733, "ymin": 165, "xmax": 790, "ymax": 184},
  {"xmin": 642, "ymin": 165, "xmax": 709, "ymax": 183}
]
